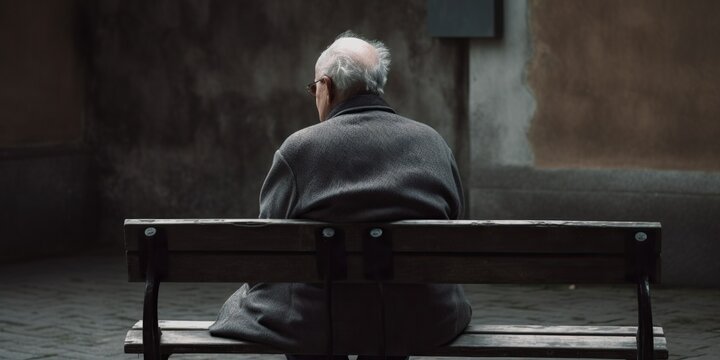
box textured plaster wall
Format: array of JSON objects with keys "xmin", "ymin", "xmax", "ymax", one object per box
[
  {"xmin": 88, "ymin": 0, "xmax": 466, "ymax": 243},
  {"xmin": 528, "ymin": 0, "xmax": 720, "ymax": 171},
  {"xmin": 467, "ymin": 0, "xmax": 720, "ymax": 286}
]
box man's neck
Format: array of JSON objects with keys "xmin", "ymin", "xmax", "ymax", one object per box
[{"xmin": 325, "ymin": 92, "xmax": 393, "ymax": 120}]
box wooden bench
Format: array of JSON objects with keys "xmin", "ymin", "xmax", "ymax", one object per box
[{"xmin": 124, "ymin": 219, "xmax": 668, "ymax": 359}]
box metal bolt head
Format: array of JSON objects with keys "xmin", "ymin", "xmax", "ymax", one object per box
[
  {"xmin": 322, "ymin": 227, "xmax": 335, "ymax": 238},
  {"xmin": 144, "ymin": 227, "xmax": 157, "ymax": 237},
  {"xmin": 635, "ymin": 232, "xmax": 647, "ymax": 242},
  {"xmin": 369, "ymin": 228, "xmax": 383, "ymax": 238}
]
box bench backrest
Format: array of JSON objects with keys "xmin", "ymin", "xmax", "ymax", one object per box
[{"xmin": 125, "ymin": 219, "xmax": 661, "ymax": 284}]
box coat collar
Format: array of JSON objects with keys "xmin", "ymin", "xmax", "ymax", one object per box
[{"xmin": 326, "ymin": 93, "xmax": 396, "ymax": 120}]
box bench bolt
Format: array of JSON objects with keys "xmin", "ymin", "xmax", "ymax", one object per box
[
  {"xmin": 144, "ymin": 227, "xmax": 157, "ymax": 237},
  {"xmin": 369, "ymin": 228, "xmax": 383, "ymax": 238},
  {"xmin": 322, "ymin": 227, "xmax": 335, "ymax": 238},
  {"xmin": 635, "ymin": 232, "xmax": 647, "ymax": 242}
]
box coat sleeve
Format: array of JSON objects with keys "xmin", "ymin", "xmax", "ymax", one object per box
[{"xmin": 259, "ymin": 151, "xmax": 298, "ymax": 219}]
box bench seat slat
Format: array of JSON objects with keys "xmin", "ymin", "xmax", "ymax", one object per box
[
  {"xmin": 133, "ymin": 320, "xmax": 215, "ymax": 330},
  {"xmin": 131, "ymin": 320, "xmax": 665, "ymax": 336},
  {"xmin": 124, "ymin": 329, "xmax": 279, "ymax": 354},
  {"xmin": 465, "ymin": 324, "xmax": 665, "ymax": 336},
  {"xmin": 124, "ymin": 328, "xmax": 668, "ymax": 358},
  {"xmin": 438, "ymin": 334, "xmax": 667, "ymax": 358}
]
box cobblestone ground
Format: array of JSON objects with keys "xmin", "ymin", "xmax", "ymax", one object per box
[{"xmin": 0, "ymin": 256, "xmax": 718, "ymax": 359}]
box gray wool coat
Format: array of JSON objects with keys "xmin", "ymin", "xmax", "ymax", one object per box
[{"xmin": 209, "ymin": 94, "xmax": 472, "ymax": 355}]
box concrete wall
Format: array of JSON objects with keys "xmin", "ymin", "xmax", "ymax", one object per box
[
  {"xmin": 88, "ymin": 0, "xmax": 467, "ymax": 244},
  {"xmin": 468, "ymin": 0, "xmax": 720, "ymax": 286},
  {"xmin": 3, "ymin": 0, "xmax": 719, "ymax": 286}
]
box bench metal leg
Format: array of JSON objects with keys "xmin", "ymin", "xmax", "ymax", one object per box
[
  {"xmin": 144, "ymin": 269, "xmax": 162, "ymax": 359},
  {"xmin": 142, "ymin": 227, "xmax": 168, "ymax": 360},
  {"xmin": 634, "ymin": 231, "xmax": 655, "ymax": 360},
  {"xmin": 636, "ymin": 275, "xmax": 654, "ymax": 360}
]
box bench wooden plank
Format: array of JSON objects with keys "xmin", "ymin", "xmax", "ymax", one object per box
[
  {"xmin": 125, "ymin": 219, "xmax": 661, "ymax": 226},
  {"xmin": 133, "ymin": 320, "xmax": 215, "ymax": 330},
  {"xmin": 132, "ymin": 320, "xmax": 665, "ymax": 336},
  {"xmin": 124, "ymin": 329, "xmax": 279, "ymax": 354},
  {"xmin": 124, "ymin": 329, "xmax": 668, "ymax": 358},
  {"xmin": 465, "ymin": 324, "xmax": 665, "ymax": 336},
  {"xmin": 124, "ymin": 219, "xmax": 661, "ymax": 254},
  {"xmin": 126, "ymin": 252, "xmax": 629, "ymax": 283},
  {"xmin": 435, "ymin": 334, "xmax": 667, "ymax": 358}
]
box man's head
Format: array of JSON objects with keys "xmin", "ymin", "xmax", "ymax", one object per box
[{"xmin": 310, "ymin": 31, "xmax": 391, "ymax": 121}]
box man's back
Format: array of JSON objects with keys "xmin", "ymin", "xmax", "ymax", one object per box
[
  {"xmin": 211, "ymin": 31, "xmax": 471, "ymax": 357},
  {"xmin": 210, "ymin": 94, "xmax": 471, "ymax": 355},
  {"xmin": 260, "ymin": 93, "xmax": 463, "ymax": 222}
]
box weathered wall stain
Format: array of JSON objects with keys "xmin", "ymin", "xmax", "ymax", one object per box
[
  {"xmin": 468, "ymin": 0, "xmax": 535, "ymax": 168},
  {"xmin": 528, "ymin": 0, "xmax": 720, "ymax": 170}
]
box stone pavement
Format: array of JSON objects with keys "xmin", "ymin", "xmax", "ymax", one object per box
[{"xmin": 0, "ymin": 256, "xmax": 718, "ymax": 359}]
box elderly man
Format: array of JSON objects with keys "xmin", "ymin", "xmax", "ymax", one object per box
[{"xmin": 210, "ymin": 32, "xmax": 471, "ymax": 359}]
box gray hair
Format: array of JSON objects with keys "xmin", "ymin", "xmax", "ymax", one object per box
[{"xmin": 315, "ymin": 31, "xmax": 391, "ymax": 96}]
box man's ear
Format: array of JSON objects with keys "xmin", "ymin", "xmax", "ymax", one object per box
[{"xmin": 323, "ymin": 76, "xmax": 334, "ymax": 103}]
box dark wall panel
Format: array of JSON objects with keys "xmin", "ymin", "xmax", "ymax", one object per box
[
  {"xmin": 0, "ymin": 0, "xmax": 94, "ymax": 260},
  {"xmin": 0, "ymin": 0, "xmax": 85, "ymax": 147}
]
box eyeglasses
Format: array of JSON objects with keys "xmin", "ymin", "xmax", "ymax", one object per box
[{"xmin": 305, "ymin": 79, "xmax": 322, "ymax": 96}]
